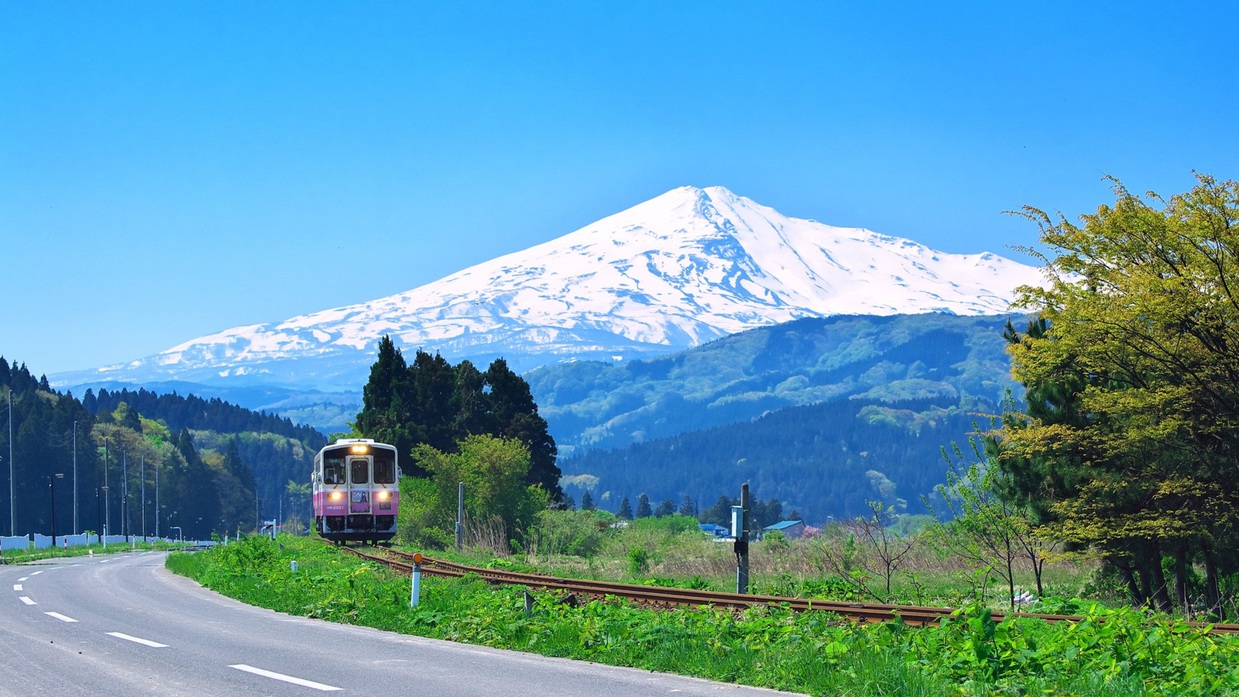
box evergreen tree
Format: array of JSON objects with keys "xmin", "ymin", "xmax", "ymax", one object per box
[
  {"xmin": 635, "ymin": 493, "xmax": 652, "ymax": 519},
  {"xmin": 452, "ymin": 360, "xmax": 495, "ymax": 437},
  {"xmin": 355, "ymin": 336, "xmax": 420, "ymax": 475},
  {"xmin": 580, "ymin": 489, "xmax": 595, "ymax": 511},
  {"xmin": 485, "ymin": 359, "xmax": 562, "ymax": 501},
  {"xmin": 678, "ymin": 495, "xmax": 696, "ymax": 517},
  {"xmin": 409, "ymin": 350, "xmax": 457, "ymax": 453},
  {"xmin": 173, "ymin": 430, "xmax": 221, "ymax": 539},
  {"xmin": 654, "ymin": 498, "xmax": 675, "ymax": 518},
  {"xmin": 699, "ymin": 496, "xmax": 734, "ymax": 527},
  {"xmin": 618, "ymin": 496, "xmax": 633, "ymax": 520}
]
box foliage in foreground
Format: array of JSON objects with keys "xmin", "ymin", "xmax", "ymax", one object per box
[{"xmin": 169, "ymin": 535, "xmax": 1239, "ymax": 696}]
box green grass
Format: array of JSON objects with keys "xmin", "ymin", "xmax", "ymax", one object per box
[{"xmin": 168, "ymin": 535, "xmax": 1239, "ymax": 696}]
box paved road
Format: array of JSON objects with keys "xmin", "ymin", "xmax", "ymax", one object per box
[{"xmin": 0, "ymin": 552, "xmax": 802, "ymax": 696}]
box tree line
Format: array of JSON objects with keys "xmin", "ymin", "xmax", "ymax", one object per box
[
  {"xmin": 354, "ymin": 337, "xmax": 562, "ymax": 501},
  {"xmin": 0, "ymin": 358, "xmax": 321, "ymax": 541}
]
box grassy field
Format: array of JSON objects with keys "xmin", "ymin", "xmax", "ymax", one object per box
[{"xmin": 168, "ymin": 533, "xmax": 1239, "ymax": 696}]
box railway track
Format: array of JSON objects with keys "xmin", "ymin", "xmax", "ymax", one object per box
[{"xmin": 340, "ymin": 546, "xmax": 1239, "ymax": 634}]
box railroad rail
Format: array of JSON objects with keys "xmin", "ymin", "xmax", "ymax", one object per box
[{"xmin": 340, "ymin": 546, "xmax": 1239, "ymax": 634}]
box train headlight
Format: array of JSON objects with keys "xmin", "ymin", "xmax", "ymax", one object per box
[
  {"xmin": 329, "ymin": 491, "xmax": 343, "ymax": 502},
  {"xmin": 350, "ymin": 444, "xmax": 369, "ymax": 454},
  {"xmin": 377, "ymin": 490, "xmax": 390, "ymax": 501}
]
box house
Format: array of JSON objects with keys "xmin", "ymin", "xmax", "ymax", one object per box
[
  {"xmin": 763, "ymin": 519, "xmax": 807, "ymax": 540},
  {"xmin": 699, "ymin": 523, "xmax": 731, "ymax": 538}
]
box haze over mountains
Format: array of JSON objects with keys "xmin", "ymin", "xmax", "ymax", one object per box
[{"xmin": 57, "ymin": 185, "xmax": 1042, "ymax": 396}]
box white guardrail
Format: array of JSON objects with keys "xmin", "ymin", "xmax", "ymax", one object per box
[{"xmin": 1, "ymin": 533, "xmax": 213, "ymax": 551}]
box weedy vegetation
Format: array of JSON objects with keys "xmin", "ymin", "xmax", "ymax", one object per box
[{"xmin": 169, "ymin": 533, "xmax": 1239, "ymax": 696}]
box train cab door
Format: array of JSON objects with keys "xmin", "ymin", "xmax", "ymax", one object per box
[{"xmin": 347, "ymin": 455, "xmax": 372, "ymax": 514}]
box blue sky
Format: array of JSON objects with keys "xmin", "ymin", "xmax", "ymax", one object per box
[{"xmin": 3, "ymin": 2, "xmax": 1237, "ymax": 375}]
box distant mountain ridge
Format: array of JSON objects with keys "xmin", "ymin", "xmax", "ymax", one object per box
[{"xmin": 55, "ymin": 185, "xmax": 1042, "ymax": 392}]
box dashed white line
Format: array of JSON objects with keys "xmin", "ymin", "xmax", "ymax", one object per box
[
  {"xmin": 17, "ymin": 577, "xmax": 28, "ymax": 582},
  {"xmin": 229, "ymin": 665, "xmax": 342, "ymax": 691},
  {"xmin": 19, "ymin": 597, "xmax": 35, "ymax": 605},
  {"xmin": 45, "ymin": 612, "xmax": 77, "ymax": 623},
  {"xmin": 30, "ymin": 571, "xmax": 43, "ymax": 575},
  {"xmin": 13, "ymin": 584, "xmax": 22, "ymax": 591},
  {"xmin": 106, "ymin": 632, "xmax": 167, "ymax": 648}
]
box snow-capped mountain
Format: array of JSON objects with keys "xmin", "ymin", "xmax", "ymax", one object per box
[{"xmin": 59, "ymin": 186, "xmax": 1043, "ymax": 390}]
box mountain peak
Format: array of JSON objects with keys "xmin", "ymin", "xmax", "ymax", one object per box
[{"xmin": 57, "ymin": 187, "xmax": 1043, "ymax": 390}]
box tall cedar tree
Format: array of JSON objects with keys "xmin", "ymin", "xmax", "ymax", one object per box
[{"xmin": 355, "ymin": 339, "xmax": 563, "ymax": 502}]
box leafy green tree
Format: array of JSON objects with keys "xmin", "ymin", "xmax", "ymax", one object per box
[
  {"xmin": 926, "ymin": 438, "xmax": 1050, "ymax": 609},
  {"xmin": 411, "ymin": 435, "xmax": 547, "ymax": 546},
  {"xmin": 1004, "ymin": 174, "xmax": 1239, "ymax": 614}
]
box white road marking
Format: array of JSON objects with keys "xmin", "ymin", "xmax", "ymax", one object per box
[
  {"xmin": 13, "ymin": 584, "xmax": 22, "ymax": 591},
  {"xmin": 30, "ymin": 571, "xmax": 43, "ymax": 575},
  {"xmin": 229, "ymin": 665, "xmax": 342, "ymax": 691},
  {"xmin": 19, "ymin": 597, "xmax": 36, "ymax": 605},
  {"xmin": 17, "ymin": 577, "xmax": 28, "ymax": 582},
  {"xmin": 99, "ymin": 559, "xmax": 111, "ymax": 564},
  {"xmin": 106, "ymin": 632, "xmax": 167, "ymax": 648},
  {"xmin": 45, "ymin": 612, "xmax": 77, "ymax": 623}
]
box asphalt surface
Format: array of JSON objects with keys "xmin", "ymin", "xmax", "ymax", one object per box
[{"xmin": 0, "ymin": 552, "xmax": 803, "ymax": 696}]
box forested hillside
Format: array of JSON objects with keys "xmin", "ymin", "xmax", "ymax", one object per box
[
  {"xmin": 528, "ymin": 313, "xmax": 1025, "ymax": 457},
  {"xmin": 1, "ymin": 356, "xmax": 325, "ymax": 540},
  {"xmin": 561, "ymin": 396, "xmax": 984, "ymax": 524}
]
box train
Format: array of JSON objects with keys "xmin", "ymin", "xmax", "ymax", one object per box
[{"xmin": 312, "ymin": 438, "xmax": 400, "ymax": 543}]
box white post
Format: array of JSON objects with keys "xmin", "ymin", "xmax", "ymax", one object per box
[{"xmin": 410, "ymin": 553, "xmax": 423, "ymax": 607}]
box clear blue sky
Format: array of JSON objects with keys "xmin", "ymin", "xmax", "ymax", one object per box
[{"xmin": 3, "ymin": 2, "xmax": 1237, "ymax": 375}]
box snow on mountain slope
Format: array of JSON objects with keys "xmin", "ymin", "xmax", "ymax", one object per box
[{"xmin": 61, "ymin": 186, "xmax": 1043, "ymax": 390}]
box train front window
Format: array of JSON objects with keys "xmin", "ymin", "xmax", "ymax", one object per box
[
  {"xmin": 373, "ymin": 454, "xmax": 395, "ymax": 484},
  {"xmin": 323, "ymin": 458, "xmax": 344, "ymax": 485},
  {"xmin": 349, "ymin": 457, "xmax": 370, "ymax": 484}
]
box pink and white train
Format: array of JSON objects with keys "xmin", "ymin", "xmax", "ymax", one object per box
[{"xmin": 312, "ymin": 439, "xmax": 399, "ymax": 543}]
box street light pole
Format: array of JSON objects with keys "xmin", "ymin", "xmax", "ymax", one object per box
[
  {"xmin": 102, "ymin": 439, "xmax": 109, "ymax": 540},
  {"xmin": 72, "ymin": 421, "xmax": 78, "ymax": 535},
  {"xmin": 9, "ymin": 390, "xmax": 14, "ymax": 537},
  {"xmin": 122, "ymin": 450, "xmax": 128, "ymax": 542}
]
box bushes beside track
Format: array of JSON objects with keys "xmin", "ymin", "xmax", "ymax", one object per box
[{"xmin": 167, "ymin": 535, "xmax": 1239, "ymax": 696}]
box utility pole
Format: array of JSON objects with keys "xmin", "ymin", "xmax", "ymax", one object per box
[
  {"xmin": 103, "ymin": 439, "xmax": 110, "ymax": 539},
  {"xmin": 122, "ymin": 450, "xmax": 129, "ymax": 541},
  {"xmin": 9, "ymin": 390, "xmax": 14, "ymax": 537},
  {"xmin": 733, "ymin": 482, "xmax": 751, "ymax": 594},
  {"xmin": 72, "ymin": 421, "xmax": 78, "ymax": 535},
  {"xmin": 140, "ymin": 455, "xmax": 146, "ymax": 541},
  {"xmin": 154, "ymin": 461, "xmax": 159, "ymax": 540}
]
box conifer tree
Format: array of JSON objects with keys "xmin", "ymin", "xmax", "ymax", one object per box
[
  {"xmin": 580, "ymin": 489, "xmax": 595, "ymax": 511},
  {"xmin": 484, "ymin": 359, "xmax": 562, "ymax": 501},
  {"xmin": 618, "ymin": 496, "xmax": 633, "ymax": 520},
  {"xmin": 678, "ymin": 495, "xmax": 696, "ymax": 517},
  {"xmin": 635, "ymin": 493, "xmax": 652, "ymax": 519}
]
